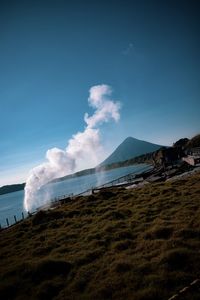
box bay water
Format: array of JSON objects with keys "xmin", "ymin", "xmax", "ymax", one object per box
[{"xmin": 0, "ymin": 164, "xmax": 151, "ymax": 227}]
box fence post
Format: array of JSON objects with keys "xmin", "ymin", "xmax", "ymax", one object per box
[
  {"xmin": 14, "ymin": 215, "xmax": 17, "ymax": 223},
  {"xmin": 6, "ymin": 218, "xmax": 9, "ymax": 227},
  {"xmin": 22, "ymin": 212, "xmax": 24, "ymax": 220}
]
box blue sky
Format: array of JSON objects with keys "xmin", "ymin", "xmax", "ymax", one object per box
[{"xmin": 0, "ymin": 0, "xmax": 200, "ymax": 186}]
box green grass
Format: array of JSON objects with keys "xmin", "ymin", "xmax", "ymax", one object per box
[{"xmin": 0, "ymin": 172, "xmax": 200, "ymax": 299}]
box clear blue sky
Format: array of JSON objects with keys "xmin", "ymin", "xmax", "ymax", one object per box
[{"xmin": 0, "ymin": 0, "xmax": 200, "ymax": 186}]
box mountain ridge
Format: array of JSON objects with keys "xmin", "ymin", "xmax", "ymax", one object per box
[{"xmin": 100, "ymin": 136, "xmax": 163, "ymax": 166}]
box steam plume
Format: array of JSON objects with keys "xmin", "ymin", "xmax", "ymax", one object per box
[{"xmin": 24, "ymin": 84, "xmax": 120, "ymax": 212}]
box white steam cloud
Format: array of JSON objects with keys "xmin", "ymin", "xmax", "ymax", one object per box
[{"xmin": 24, "ymin": 84, "xmax": 120, "ymax": 212}]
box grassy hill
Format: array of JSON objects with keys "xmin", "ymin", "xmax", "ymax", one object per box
[{"xmin": 1, "ymin": 171, "xmax": 200, "ymax": 299}]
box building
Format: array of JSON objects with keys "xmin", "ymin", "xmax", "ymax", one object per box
[{"xmin": 182, "ymin": 147, "xmax": 200, "ymax": 166}]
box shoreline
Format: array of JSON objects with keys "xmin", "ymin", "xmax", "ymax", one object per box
[{"xmin": 0, "ymin": 163, "xmax": 150, "ymax": 196}]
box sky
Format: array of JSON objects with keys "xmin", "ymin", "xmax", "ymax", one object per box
[{"xmin": 0, "ymin": 0, "xmax": 200, "ymax": 186}]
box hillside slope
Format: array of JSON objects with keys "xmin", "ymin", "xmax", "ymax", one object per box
[
  {"xmin": 101, "ymin": 137, "xmax": 163, "ymax": 166},
  {"xmin": 1, "ymin": 172, "xmax": 200, "ymax": 300}
]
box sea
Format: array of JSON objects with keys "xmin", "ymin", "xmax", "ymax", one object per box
[{"xmin": 0, "ymin": 164, "xmax": 151, "ymax": 228}]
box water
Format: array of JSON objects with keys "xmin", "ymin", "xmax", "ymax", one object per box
[
  {"xmin": 0, "ymin": 164, "xmax": 151, "ymax": 227},
  {"xmin": 0, "ymin": 190, "xmax": 28, "ymax": 228}
]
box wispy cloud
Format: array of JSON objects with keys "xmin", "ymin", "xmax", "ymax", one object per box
[{"xmin": 123, "ymin": 43, "xmax": 134, "ymax": 55}]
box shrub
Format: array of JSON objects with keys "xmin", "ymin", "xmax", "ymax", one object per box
[
  {"xmin": 99, "ymin": 189, "xmax": 116, "ymax": 199},
  {"xmin": 177, "ymin": 229, "xmax": 200, "ymax": 239},
  {"xmin": 114, "ymin": 230, "xmax": 133, "ymax": 241},
  {"xmin": 76, "ymin": 249, "xmax": 103, "ymax": 266},
  {"xmin": 144, "ymin": 226, "xmax": 173, "ymax": 240},
  {"xmin": 32, "ymin": 210, "xmax": 65, "ymax": 226},
  {"xmin": 160, "ymin": 248, "xmax": 192, "ymax": 270},
  {"xmin": 33, "ymin": 259, "xmax": 72, "ymax": 282},
  {"xmin": 114, "ymin": 261, "xmax": 132, "ymax": 273},
  {"xmin": 113, "ymin": 240, "xmax": 132, "ymax": 251},
  {"xmin": 36, "ymin": 280, "xmax": 63, "ymax": 300}
]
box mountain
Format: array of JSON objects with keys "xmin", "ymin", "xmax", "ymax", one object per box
[{"xmin": 100, "ymin": 137, "xmax": 163, "ymax": 166}]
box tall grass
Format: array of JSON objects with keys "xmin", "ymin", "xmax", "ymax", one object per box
[{"xmin": 0, "ymin": 172, "xmax": 200, "ymax": 299}]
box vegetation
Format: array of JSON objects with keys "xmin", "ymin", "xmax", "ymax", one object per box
[
  {"xmin": 0, "ymin": 171, "xmax": 200, "ymax": 299},
  {"xmin": 0, "ymin": 183, "xmax": 25, "ymax": 196},
  {"xmin": 186, "ymin": 134, "xmax": 200, "ymax": 148},
  {"xmin": 173, "ymin": 138, "xmax": 189, "ymax": 148}
]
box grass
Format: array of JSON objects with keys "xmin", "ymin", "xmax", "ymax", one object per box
[{"xmin": 0, "ymin": 172, "xmax": 200, "ymax": 299}]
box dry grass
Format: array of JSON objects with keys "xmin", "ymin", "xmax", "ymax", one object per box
[{"xmin": 0, "ymin": 172, "xmax": 200, "ymax": 299}]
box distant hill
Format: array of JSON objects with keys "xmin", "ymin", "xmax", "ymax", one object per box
[
  {"xmin": 0, "ymin": 183, "xmax": 25, "ymax": 196},
  {"xmin": 100, "ymin": 137, "xmax": 163, "ymax": 166}
]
